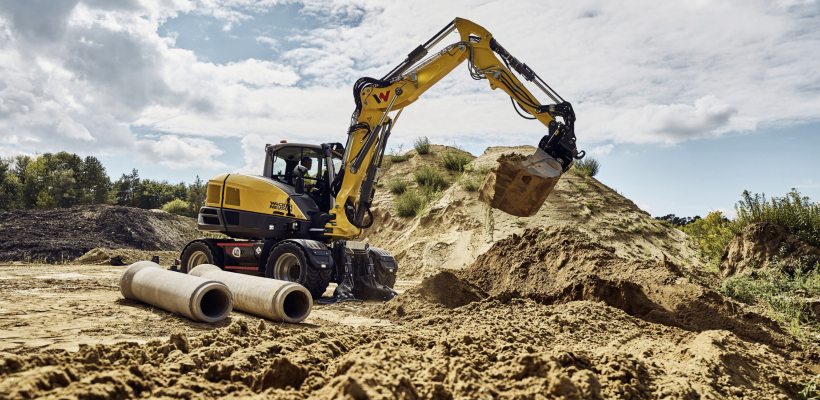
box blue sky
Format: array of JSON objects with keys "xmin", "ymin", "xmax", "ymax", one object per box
[{"xmin": 1, "ymin": 0, "xmax": 818, "ymax": 218}]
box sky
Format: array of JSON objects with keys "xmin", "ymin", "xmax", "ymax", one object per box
[{"xmin": 0, "ymin": 0, "xmax": 818, "ymax": 218}]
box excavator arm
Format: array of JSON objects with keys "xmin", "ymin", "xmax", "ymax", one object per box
[{"xmin": 329, "ymin": 17, "xmax": 582, "ymax": 239}]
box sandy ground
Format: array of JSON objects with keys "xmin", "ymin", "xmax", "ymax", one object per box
[{"xmin": 0, "ymin": 262, "xmax": 414, "ymax": 354}]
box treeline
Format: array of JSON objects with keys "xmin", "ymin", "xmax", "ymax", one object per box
[
  {"xmin": 654, "ymin": 214, "xmax": 702, "ymax": 227},
  {"xmin": 0, "ymin": 152, "xmax": 205, "ymax": 217}
]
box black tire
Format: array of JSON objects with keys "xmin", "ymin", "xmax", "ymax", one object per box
[
  {"xmin": 372, "ymin": 255, "xmax": 397, "ymax": 288},
  {"xmin": 180, "ymin": 241, "xmax": 221, "ymax": 273},
  {"xmin": 265, "ymin": 242, "xmax": 332, "ymax": 299}
]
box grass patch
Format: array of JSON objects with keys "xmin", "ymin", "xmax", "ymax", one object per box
[
  {"xmin": 657, "ymin": 219, "xmax": 676, "ymax": 229},
  {"xmin": 515, "ymin": 218, "xmax": 527, "ymax": 226},
  {"xmin": 485, "ymin": 207, "xmax": 495, "ymax": 242},
  {"xmin": 413, "ymin": 136, "xmax": 431, "ymax": 155},
  {"xmin": 385, "ymin": 177, "xmax": 408, "ymax": 194},
  {"xmin": 389, "ymin": 145, "xmax": 410, "ymax": 163},
  {"xmin": 394, "ymin": 189, "xmax": 427, "ymax": 217},
  {"xmin": 440, "ymin": 146, "xmax": 470, "ymax": 172},
  {"xmin": 414, "ymin": 164, "xmax": 447, "ymax": 191},
  {"xmin": 570, "ymin": 157, "xmax": 601, "ymax": 178},
  {"xmin": 459, "ymin": 174, "xmax": 483, "ymax": 191},
  {"xmin": 719, "ymin": 255, "xmax": 820, "ymax": 341}
]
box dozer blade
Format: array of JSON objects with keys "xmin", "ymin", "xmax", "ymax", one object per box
[{"xmin": 478, "ymin": 148, "xmax": 563, "ymax": 217}]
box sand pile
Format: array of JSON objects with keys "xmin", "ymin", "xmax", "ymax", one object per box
[
  {"xmin": 365, "ymin": 145, "xmax": 700, "ymax": 280},
  {"xmin": 721, "ymin": 222, "xmax": 820, "ymax": 277},
  {"xmin": 0, "ymin": 205, "xmax": 201, "ymax": 263},
  {"xmin": 1, "ymin": 231, "xmax": 814, "ymax": 399},
  {"xmin": 455, "ymin": 226, "xmax": 797, "ymax": 350},
  {"xmin": 73, "ymin": 248, "xmax": 179, "ymax": 267},
  {"xmin": 368, "ymin": 271, "xmax": 488, "ymax": 324},
  {"xmin": 2, "ymin": 295, "xmax": 812, "ymax": 399}
]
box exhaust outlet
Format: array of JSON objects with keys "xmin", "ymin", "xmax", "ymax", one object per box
[
  {"xmin": 120, "ymin": 261, "xmax": 232, "ymax": 323},
  {"xmin": 189, "ymin": 264, "xmax": 313, "ymax": 323}
]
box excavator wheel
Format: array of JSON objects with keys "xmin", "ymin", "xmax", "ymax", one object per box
[
  {"xmin": 265, "ymin": 242, "xmax": 332, "ymax": 299},
  {"xmin": 372, "ymin": 255, "xmax": 397, "ymax": 288},
  {"xmin": 180, "ymin": 241, "xmax": 222, "ymax": 273}
]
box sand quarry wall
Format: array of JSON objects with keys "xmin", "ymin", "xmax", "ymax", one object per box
[
  {"xmin": 364, "ymin": 145, "xmax": 700, "ymax": 280},
  {"xmin": 0, "ymin": 205, "xmax": 200, "ymax": 263}
]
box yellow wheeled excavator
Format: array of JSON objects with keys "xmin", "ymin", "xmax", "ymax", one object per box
[{"xmin": 178, "ymin": 18, "xmax": 583, "ymax": 303}]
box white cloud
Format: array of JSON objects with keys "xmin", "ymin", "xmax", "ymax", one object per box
[
  {"xmin": 235, "ymin": 133, "xmax": 268, "ymax": 175},
  {"xmin": 590, "ymin": 144, "xmax": 614, "ymax": 155},
  {"xmin": 255, "ymin": 35, "xmax": 278, "ymax": 49},
  {"xmin": 135, "ymin": 135, "xmax": 227, "ymax": 169},
  {"xmin": 0, "ymin": 0, "xmax": 818, "ymax": 174},
  {"xmin": 637, "ymin": 96, "xmax": 738, "ymax": 142}
]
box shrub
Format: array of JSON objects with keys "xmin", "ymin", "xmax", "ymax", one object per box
[
  {"xmin": 681, "ymin": 211, "xmax": 734, "ymax": 271},
  {"xmin": 389, "ymin": 145, "xmax": 410, "ymax": 163},
  {"xmin": 571, "ymin": 157, "xmax": 600, "ymax": 177},
  {"xmin": 413, "ymin": 136, "xmax": 431, "ymax": 155},
  {"xmin": 162, "ymin": 198, "xmax": 192, "ymax": 217},
  {"xmin": 719, "ymin": 255, "xmax": 820, "ymax": 339},
  {"xmin": 394, "ymin": 189, "xmax": 427, "ymax": 217},
  {"xmin": 459, "ymin": 175, "xmax": 483, "ymax": 191},
  {"xmin": 414, "ymin": 164, "xmax": 447, "ymax": 191},
  {"xmin": 386, "ymin": 177, "xmax": 408, "ymax": 195},
  {"xmin": 735, "ymin": 189, "xmax": 820, "ymax": 248},
  {"xmin": 440, "ymin": 147, "xmax": 470, "ymax": 172}
]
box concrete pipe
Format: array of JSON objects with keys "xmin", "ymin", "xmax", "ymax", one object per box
[
  {"xmin": 120, "ymin": 261, "xmax": 232, "ymax": 323},
  {"xmin": 189, "ymin": 264, "xmax": 312, "ymax": 323}
]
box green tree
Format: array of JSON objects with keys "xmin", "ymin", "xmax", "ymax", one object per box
[
  {"xmin": 76, "ymin": 156, "xmax": 110, "ymax": 205},
  {"xmin": 187, "ymin": 175, "xmax": 206, "ymax": 215},
  {"xmin": 0, "ymin": 158, "xmax": 23, "ymax": 211},
  {"xmin": 113, "ymin": 169, "xmax": 140, "ymax": 206}
]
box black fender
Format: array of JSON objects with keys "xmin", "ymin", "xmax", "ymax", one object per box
[
  {"xmin": 277, "ymin": 239, "xmax": 334, "ymax": 272},
  {"xmin": 369, "ymin": 247, "xmax": 398, "ymax": 274}
]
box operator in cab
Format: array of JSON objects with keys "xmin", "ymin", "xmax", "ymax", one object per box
[{"xmin": 292, "ymin": 157, "xmax": 314, "ymax": 191}]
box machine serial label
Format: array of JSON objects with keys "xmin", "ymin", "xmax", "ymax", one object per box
[{"xmin": 270, "ymin": 201, "xmax": 289, "ymax": 212}]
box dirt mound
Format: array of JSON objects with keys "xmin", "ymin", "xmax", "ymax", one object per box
[
  {"xmin": 721, "ymin": 222, "xmax": 820, "ymax": 277},
  {"xmin": 74, "ymin": 248, "xmax": 180, "ymax": 267},
  {"xmin": 0, "ymin": 205, "xmax": 200, "ymax": 263},
  {"xmin": 368, "ymin": 271, "xmax": 488, "ymax": 324},
  {"xmin": 456, "ymin": 227, "xmax": 797, "ymax": 350},
  {"xmin": 2, "ymin": 299, "xmax": 812, "ymax": 399},
  {"xmin": 365, "ymin": 145, "xmax": 701, "ymax": 280}
]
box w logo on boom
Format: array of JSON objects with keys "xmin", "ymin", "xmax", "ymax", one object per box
[{"xmin": 372, "ymin": 90, "xmax": 390, "ymax": 104}]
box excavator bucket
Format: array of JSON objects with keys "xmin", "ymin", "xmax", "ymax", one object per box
[{"xmin": 478, "ymin": 148, "xmax": 564, "ymax": 217}]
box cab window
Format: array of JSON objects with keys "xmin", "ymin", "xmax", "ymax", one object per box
[{"xmin": 269, "ymin": 147, "xmax": 324, "ymax": 186}]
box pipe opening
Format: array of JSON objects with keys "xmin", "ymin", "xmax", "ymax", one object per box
[
  {"xmin": 200, "ymin": 287, "xmax": 232, "ymax": 319},
  {"xmin": 282, "ymin": 290, "xmax": 311, "ymax": 321}
]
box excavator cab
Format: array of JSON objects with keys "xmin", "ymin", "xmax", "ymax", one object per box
[{"xmin": 266, "ymin": 144, "xmax": 342, "ymax": 213}]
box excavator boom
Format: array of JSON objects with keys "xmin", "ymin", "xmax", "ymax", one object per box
[{"xmin": 330, "ymin": 17, "xmax": 582, "ymax": 238}]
